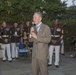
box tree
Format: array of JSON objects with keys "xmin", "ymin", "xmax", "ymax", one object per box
[{"xmin": 0, "ymin": 0, "xmax": 66, "ymax": 24}]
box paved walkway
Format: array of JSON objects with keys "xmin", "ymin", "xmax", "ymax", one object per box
[{"xmin": 0, "ymin": 52, "xmax": 76, "ymax": 75}]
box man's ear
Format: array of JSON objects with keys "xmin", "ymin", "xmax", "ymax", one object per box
[{"xmin": 40, "ymin": 17, "xmax": 42, "ymax": 21}]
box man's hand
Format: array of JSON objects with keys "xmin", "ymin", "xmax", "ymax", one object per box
[
  {"xmin": 52, "ymin": 40, "xmax": 57, "ymax": 44},
  {"xmin": 0, "ymin": 36, "xmax": 2, "ymax": 39},
  {"xmin": 31, "ymin": 32, "xmax": 37, "ymax": 39},
  {"xmin": 13, "ymin": 34, "xmax": 19, "ymax": 37},
  {"xmin": 30, "ymin": 27, "xmax": 35, "ymax": 34},
  {"xmin": 4, "ymin": 39, "xmax": 8, "ymax": 43},
  {"xmin": 29, "ymin": 27, "xmax": 37, "ymax": 38}
]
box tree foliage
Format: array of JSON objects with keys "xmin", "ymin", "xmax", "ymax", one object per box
[{"xmin": 0, "ymin": 0, "xmax": 66, "ymax": 23}]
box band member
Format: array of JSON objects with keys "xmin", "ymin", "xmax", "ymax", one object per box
[
  {"xmin": 11, "ymin": 22, "xmax": 21, "ymax": 59},
  {"xmin": 1, "ymin": 21, "xmax": 12, "ymax": 62},
  {"xmin": 48, "ymin": 19, "xmax": 63, "ymax": 68},
  {"xmin": 24, "ymin": 21, "xmax": 31, "ymax": 37}
]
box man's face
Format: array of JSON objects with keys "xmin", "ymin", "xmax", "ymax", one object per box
[
  {"xmin": 14, "ymin": 23, "xmax": 18, "ymax": 28},
  {"xmin": 55, "ymin": 19, "xmax": 59, "ymax": 25},
  {"xmin": 33, "ymin": 13, "xmax": 42, "ymax": 25},
  {"xmin": 26, "ymin": 21, "xmax": 30, "ymax": 27},
  {"xmin": 2, "ymin": 22, "xmax": 6, "ymax": 27}
]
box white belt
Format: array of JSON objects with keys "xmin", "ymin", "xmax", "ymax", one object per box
[
  {"xmin": 51, "ymin": 35, "xmax": 60, "ymax": 37},
  {"xmin": 2, "ymin": 35, "xmax": 9, "ymax": 37}
]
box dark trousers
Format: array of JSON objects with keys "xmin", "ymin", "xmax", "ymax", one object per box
[{"xmin": 32, "ymin": 57, "xmax": 48, "ymax": 75}]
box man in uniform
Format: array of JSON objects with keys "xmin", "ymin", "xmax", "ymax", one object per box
[
  {"xmin": 24, "ymin": 21, "xmax": 31, "ymax": 37},
  {"xmin": 48, "ymin": 19, "xmax": 63, "ymax": 68},
  {"xmin": 1, "ymin": 21, "xmax": 12, "ymax": 62},
  {"xmin": 11, "ymin": 22, "xmax": 21, "ymax": 59}
]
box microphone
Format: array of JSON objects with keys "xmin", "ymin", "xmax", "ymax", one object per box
[{"xmin": 31, "ymin": 22, "xmax": 37, "ymax": 34}]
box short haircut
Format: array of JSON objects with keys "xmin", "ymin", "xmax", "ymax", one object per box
[{"xmin": 34, "ymin": 12, "xmax": 42, "ymax": 18}]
